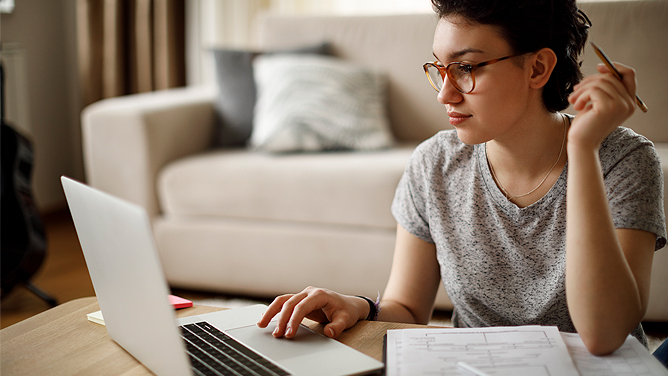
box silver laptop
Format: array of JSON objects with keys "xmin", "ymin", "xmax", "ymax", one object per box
[{"xmin": 61, "ymin": 176, "xmax": 383, "ymax": 376}]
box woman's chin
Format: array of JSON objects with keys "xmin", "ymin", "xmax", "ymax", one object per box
[{"xmin": 454, "ymin": 128, "xmax": 487, "ymax": 146}]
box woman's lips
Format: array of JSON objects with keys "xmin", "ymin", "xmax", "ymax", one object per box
[{"xmin": 448, "ymin": 112, "xmax": 472, "ymax": 126}]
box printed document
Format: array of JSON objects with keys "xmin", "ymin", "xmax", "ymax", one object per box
[
  {"xmin": 386, "ymin": 326, "xmax": 668, "ymax": 376},
  {"xmin": 387, "ymin": 326, "xmax": 579, "ymax": 376},
  {"xmin": 560, "ymin": 332, "xmax": 668, "ymax": 376}
]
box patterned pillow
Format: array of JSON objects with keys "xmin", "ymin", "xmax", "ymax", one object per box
[
  {"xmin": 250, "ymin": 54, "xmax": 394, "ymax": 153},
  {"xmin": 211, "ymin": 43, "xmax": 331, "ymax": 147}
]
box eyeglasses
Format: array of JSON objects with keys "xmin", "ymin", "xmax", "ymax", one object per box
[{"xmin": 423, "ymin": 54, "xmax": 522, "ymax": 94}]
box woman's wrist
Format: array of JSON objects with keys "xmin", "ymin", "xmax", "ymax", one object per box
[
  {"xmin": 566, "ymin": 140, "xmax": 601, "ymax": 167},
  {"xmin": 356, "ymin": 295, "xmax": 381, "ymax": 321},
  {"xmin": 353, "ymin": 296, "xmax": 371, "ymax": 321}
]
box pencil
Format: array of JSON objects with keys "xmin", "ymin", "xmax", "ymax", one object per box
[{"xmin": 590, "ymin": 42, "xmax": 648, "ymax": 112}]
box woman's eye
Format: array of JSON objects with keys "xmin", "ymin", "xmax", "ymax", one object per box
[{"xmin": 460, "ymin": 64, "xmax": 474, "ymax": 73}]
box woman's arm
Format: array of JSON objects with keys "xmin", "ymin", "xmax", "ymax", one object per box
[
  {"xmin": 566, "ymin": 62, "xmax": 656, "ymax": 355},
  {"xmin": 257, "ymin": 224, "xmax": 441, "ymax": 338},
  {"xmin": 565, "ymin": 147, "xmax": 655, "ymax": 355},
  {"xmin": 380, "ymin": 224, "xmax": 441, "ymax": 324}
]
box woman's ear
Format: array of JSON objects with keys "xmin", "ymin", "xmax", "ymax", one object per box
[{"xmin": 528, "ymin": 48, "xmax": 557, "ymax": 89}]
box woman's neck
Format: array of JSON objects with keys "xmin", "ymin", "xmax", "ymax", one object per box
[{"xmin": 485, "ymin": 111, "xmax": 568, "ymax": 206}]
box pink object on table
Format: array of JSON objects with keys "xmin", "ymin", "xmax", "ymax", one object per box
[{"xmin": 168, "ymin": 295, "xmax": 193, "ymax": 309}]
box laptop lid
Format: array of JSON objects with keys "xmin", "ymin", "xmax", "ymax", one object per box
[{"xmin": 61, "ymin": 176, "xmax": 191, "ymax": 375}]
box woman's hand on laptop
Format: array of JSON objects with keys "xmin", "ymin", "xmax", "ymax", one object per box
[{"xmin": 257, "ymin": 286, "xmax": 370, "ymax": 339}]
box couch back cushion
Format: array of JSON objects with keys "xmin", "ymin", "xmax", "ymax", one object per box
[{"xmin": 257, "ymin": 1, "xmax": 668, "ymax": 143}]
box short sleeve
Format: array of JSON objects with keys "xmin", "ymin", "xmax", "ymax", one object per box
[
  {"xmin": 603, "ymin": 132, "xmax": 667, "ymax": 250},
  {"xmin": 391, "ymin": 142, "xmax": 435, "ymax": 243}
]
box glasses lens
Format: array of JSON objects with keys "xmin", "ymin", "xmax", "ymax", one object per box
[
  {"xmin": 427, "ymin": 65, "xmax": 445, "ymax": 91},
  {"xmin": 449, "ymin": 63, "xmax": 473, "ymax": 93},
  {"xmin": 426, "ymin": 63, "xmax": 474, "ymax": 93}
]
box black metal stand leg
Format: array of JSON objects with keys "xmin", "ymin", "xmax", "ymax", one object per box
[{"xmin": 24, "ymin": 280, "xmax": 58, "ymax": 307}]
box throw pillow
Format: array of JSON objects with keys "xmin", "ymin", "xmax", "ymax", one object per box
[
  {"xmin": 211, "ymin": 43, "xmax": 332, "ymax": 147},
  {"xmin": 251, "ymin": 54, "xmax": 394, "ymax": 153}
]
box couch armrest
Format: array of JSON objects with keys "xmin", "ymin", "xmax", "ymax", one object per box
[{"xmin": 82, "ymin": 86, "xmax": 217, "ymax": 217}]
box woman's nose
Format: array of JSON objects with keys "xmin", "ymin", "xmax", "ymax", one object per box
[{"xmin": 437, "ymin": 76, "xmax": 463, "ymax": 105}]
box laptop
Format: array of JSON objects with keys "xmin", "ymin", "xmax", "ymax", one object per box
[{"xmin": 61, "ymin": 176, "xmax": 384, "ymax": 376}]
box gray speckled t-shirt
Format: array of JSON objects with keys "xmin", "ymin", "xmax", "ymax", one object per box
[{"xmin": 391, "ymin": 127, "xmax": 666, "ymax": 346}]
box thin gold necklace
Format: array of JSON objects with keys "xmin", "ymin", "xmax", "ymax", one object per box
[{"xmin": 486, "ymin": 113, "xmax": 568, "ymax": 201}]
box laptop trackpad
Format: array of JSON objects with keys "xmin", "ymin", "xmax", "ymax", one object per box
[
  {"xmin": 226, "ymin": 324, "xmax": 382, "ymax": 375},
  {"xmin": 225, "ymin": 324, "xmax": 333, "ymax": 362}
]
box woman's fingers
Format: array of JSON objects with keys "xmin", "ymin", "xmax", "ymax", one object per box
[
  {"xmin": 567, "ymin": 62, "xmax": 638, "ymax": 149},
  {"xmin": 570, "ymin": 83, "xmax": 626, "ymax": 118},
  {"xmin": 570, "ymin": 63, "xmax": 636, "ymax": 113},
  {"xmin": 257, "ymin": 293, "xmax": 293, "ymax": 328},
  {"xmin": 596, "ymin": 62, "xmax": 637, "ymax": 99},
  {"xmin": 322, "ymin": 308, "xmax": 357, "ymax": 338},
  {"xmin": 256, "ymin": 287, "xmax": 331, "ymax": 338},
  {"xmin": 257, "ymin": 287, "xmax": 364, "ymax": 339},
  {"xmin": 323, "ymin": 318, "xmax": 348, "ymax": 338},
  {"xmin": 571, "ymin": 74, "xmax": 623, "ymax": 105},
  {"xmin": 273, "ymin": 291, "xmax": 312, "ymax": 337},
  {"xmin": 286, "ymin": 289, "xmax": 329, "ymax": 335}
]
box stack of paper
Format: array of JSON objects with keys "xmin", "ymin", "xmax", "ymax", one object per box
[
  {"xmin": 561, "ymin": 333, "xmax": 667, "ymax": 376},
  {"xmin": 86, "ymin": 295, "xmax": 193, "ymax": 326},
  {"xmin": 385, "ymin": 326, "xmax": 667, "ymax": 376}
]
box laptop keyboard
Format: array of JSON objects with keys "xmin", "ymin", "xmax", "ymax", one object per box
[{"xmin": 180, "ymin": 322, "xmax": 291, "ymax": 376}]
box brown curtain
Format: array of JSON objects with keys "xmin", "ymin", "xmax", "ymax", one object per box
[{"xmin": 77, "ymin": 0, "xmax": 186, "ymax": 107}]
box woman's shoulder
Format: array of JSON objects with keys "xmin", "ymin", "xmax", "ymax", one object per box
[
  {"xmin": 403, "ymin": 130, "xmax": 479, "ymax": 180},
  {"xmin": 412, "ymin": 129, "xmax": 473, "ymax": 163},
  {"xmin": 599, "ymin": 126, "xmax": 661, "ymax": 174},
  {"xmin": 602, "ymin": 126, "xmax": 654, "ymax": 148}
]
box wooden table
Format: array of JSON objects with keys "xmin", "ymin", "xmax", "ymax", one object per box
[{"xmin": 1, "ymin": 297, "xmax": 427, "ymax": 375}]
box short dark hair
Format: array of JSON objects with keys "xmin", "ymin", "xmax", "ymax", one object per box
[{"xmin": 431, "ymin": 0, "xmax": 590, "ymax": 112}]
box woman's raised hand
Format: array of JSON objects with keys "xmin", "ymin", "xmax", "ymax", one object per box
[
  {"xmin": 256, "ymin": 286, "xmax": 369, "ymax": 339},
  {"xmin": 567, "ymin": 62, "xmax": 637, "ymax": 150}
]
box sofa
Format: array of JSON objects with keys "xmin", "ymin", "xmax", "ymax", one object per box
[{"xmin": 81, "ymin": 1, "xmax": 668, "ymax": 320}]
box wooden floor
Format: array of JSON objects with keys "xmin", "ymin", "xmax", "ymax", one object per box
[{"xmin": 1, "ymin": 209, "xmax": 94, "ymax": 328}]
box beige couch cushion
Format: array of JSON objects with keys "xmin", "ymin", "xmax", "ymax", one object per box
[{"xmin": 158, "ymin": 145, "xmax": 416, "ymax": 229}]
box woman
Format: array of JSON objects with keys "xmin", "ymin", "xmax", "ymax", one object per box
[{"xmin": 257, "ymin": 0, "xmax": 666, "ymax": 356}]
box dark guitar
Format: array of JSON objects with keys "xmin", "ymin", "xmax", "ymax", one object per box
[
  {"xmin": 1, "ymin": 122, "xmax": 50, "ymax": 300},
  {"xmin": 1, "ymin": 62, "xmax": 55, "ymax": 305}
]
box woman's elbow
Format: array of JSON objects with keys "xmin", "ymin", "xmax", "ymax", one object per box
[
  {"xmin": 580, "ymin": 331, "xmax": 627, "ymax": 356},
  {"xmin": 575, "ymin": 304, "xmax": 646, "ymax": 356}
]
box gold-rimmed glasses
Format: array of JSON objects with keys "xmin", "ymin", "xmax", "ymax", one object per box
[{"xmin": 423, "ymin": 54, "xmax": 523, "ymax": 93}]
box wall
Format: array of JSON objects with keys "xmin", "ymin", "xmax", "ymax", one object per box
[{"xmin": 1, "ymin": 0, "xmax": 83, "ymax": 212}]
